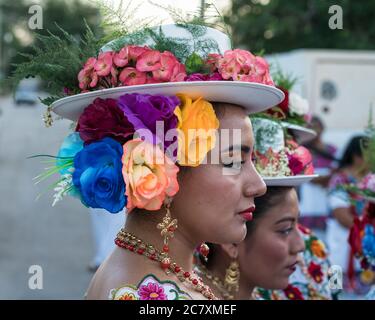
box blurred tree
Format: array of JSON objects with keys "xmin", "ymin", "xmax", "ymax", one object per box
[
  {"xmin": 224, "ymin": 0, "xmax": 375, "ymax": 53},
  {"xmin": 0, "ymin": 0, "xmax": 101, "ymax": 83}
]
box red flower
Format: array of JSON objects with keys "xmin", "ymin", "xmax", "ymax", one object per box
[
  {"xmin": 76, "ymin": 98, "xmax": 134, "ymax": 145},
  {"xmin": 308, "ymin": 262, "xmax": 324, "ymax": 283},
  {"xmin": 277, "ymin": 86, "xmax": 289, "ymax": 113},
  {"xmin": 348, "ymin": 216, "xmax": 366, "ymax": 257},
  {"xmin": 283, "ymin": 285, "xmax": 304, "ymax": 300}
]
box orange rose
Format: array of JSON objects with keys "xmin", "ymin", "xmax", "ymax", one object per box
[
  {"xmin": 174, "ymin": 94, "xmax": 219, "ymax": 167},
  {"xmin": 310, "ymin": 239, "xmax": 327, "ymax": 259},
  {"xmin": 122, "ymin": 139, "xmax": 179, "ymax": 211}
]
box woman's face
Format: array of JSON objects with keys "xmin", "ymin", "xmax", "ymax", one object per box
[
  {"xmin": 238, "ymin": 188, "xmax": 305, "ymax": 290},
  {"xmin": 172, "ymin": 104, "xmax": 266, "ymax": 245}
]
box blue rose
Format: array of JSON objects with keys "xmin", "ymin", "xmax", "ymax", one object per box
[{"xmin": 72, "ymin": 137, "xmax": 126, "ymax": 213}]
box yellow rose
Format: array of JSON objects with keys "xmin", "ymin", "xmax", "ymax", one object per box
[
  {"xmin": 174, "ymin": 94, "xmax": 219, "ymax": 167},
  {"xmin": 122, "ymin": 139, "xmax": 179, "ymax": 211}
]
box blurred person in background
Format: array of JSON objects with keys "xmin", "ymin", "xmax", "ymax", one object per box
[
  {"xmin": 299, "ymin": 116, "xmax": 338, "ymax": 241},
  {"xmin": 326, "ymin": 135, "xmax": 369, "ymax": 295},
  {"xmin": 88, "ymin": 208, "xmax": 126, "ymax": 272}
]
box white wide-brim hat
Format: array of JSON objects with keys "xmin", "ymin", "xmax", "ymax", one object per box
[
  {"xmin": 252, "ymin": 117, "xmax": 318, "ymax": 187},
  {"xmin": 281, "ymin": 122, "xmax": 317, "ymax": 144},
  {"xmin": 51, "ymin": 24, "xmax": 284, "ymax": 121}
]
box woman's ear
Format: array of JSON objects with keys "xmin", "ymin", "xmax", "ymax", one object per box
[{"xmin": 220, "ymin": 243, "xmax": 239, "ymax": 260}]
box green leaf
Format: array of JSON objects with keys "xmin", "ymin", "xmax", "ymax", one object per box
[{"xmin": 185, "ymin": 52, "xmax": 204, "ymax": 74}]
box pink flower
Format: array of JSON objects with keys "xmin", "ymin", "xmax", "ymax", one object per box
[
  {"xmin": 94, "ymin": 52, "xmax": 113, "ymax": 77},
  {"xmin": 359, "ymin": 174, "xmax": 375, "ymax": 192},
  {"xmin": 288, "ymin": 146, "xmax": 314, "ymax": 175},
  {"xmin": 205, "ymin": 53, "xmax": 222, "ymax": 73},
  {"xmin": 128, "ymin": 45, "xmax": 150, "ymax": 62},
  {"xmin": 119, "ymin": 67, "xmax": 147, "ymax": 86},
  {"xmin": 78, "ymin": 57, "xmax": 98, "ymax": 90},
  {"xmin": 152, "ymin": 52, "xmax": 176, "ymax": 81},
  {"xmin": 138, "ymin": 282, "xmax": 167, "ymax": 300},
  {"xmin": 113, "ymin": 46, "xmax": 129, "ymax": 67},
  {"xmin": 136, "ymin": 50, "xmax": 161, "ymax": 72},
  {"xmin": 170, "ymin": 62, "xmax": 187, "ymax": 82}
]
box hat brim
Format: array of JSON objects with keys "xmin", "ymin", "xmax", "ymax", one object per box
[
  {"xmin": 52, "ymin": 81, "xmax": 285, "ymax": 121},
  {"xmin": 281, "ymin": 122, "xmax": 317, "ymax": 144},
  {"xmin": 263, "ymin": 174, "xmax": 319, "ymax": 187}
]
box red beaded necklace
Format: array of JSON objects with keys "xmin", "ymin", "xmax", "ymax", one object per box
[{"xmin": 115, "ymin": 229, "xmax": 218, "ymax": 300}]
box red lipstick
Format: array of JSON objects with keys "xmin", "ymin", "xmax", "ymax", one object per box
[{"xmin": 238, "ymin": 206, "xmax": 255, "ymax": 221}]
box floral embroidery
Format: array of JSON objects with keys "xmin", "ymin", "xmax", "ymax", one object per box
[
  {"xmin": 138, "ymin": 282, "xmax": 167, "ymax": 300},
  {"xmin": 109, "ymin": 274, "xmax": 192, "ymax": 300},
  {"xmin": 117, "ymin": 293, "xmax": 137, "ymax": 300}
]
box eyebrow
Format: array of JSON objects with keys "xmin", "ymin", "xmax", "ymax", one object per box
[
  {"xmin": 274, "ymin": 216, "xmax": 297, "ymax": 225},
  {"xmin": 223, "ymin": 145, "xmax": 252, "ymax": 153}
]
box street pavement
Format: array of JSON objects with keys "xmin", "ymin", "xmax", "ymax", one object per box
[{"xmin": 0, "ymin": 95, "xmax": 94, "ymax": 299}]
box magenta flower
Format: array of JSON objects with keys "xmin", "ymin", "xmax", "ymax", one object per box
[
  {"xmin": 138, "ymin": 282, "xmax": 167, "ymax": 300},
  {"xmin": 76, "ymin": 97, "xmax": 134, "ymax": 145},
  {"xmin": 185, "ymin": 73, "xmax": 208, "ymax": 81},
  {"xmin": 119, "ymin": 67, "xmax": 147, "ymax": 86}
]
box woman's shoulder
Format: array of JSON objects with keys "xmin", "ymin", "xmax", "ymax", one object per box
[
  {"xmin": 109, "ymin": 274, "xmax": 193, "ymax": 300},
  {"xmin": 85, "ymin": 248, "xmax": 193, "ymax": 300}
]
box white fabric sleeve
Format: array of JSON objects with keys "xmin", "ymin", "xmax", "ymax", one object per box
[{"xmin": 328, "ymin": 190, "xmax": 350, "ymax": 210}]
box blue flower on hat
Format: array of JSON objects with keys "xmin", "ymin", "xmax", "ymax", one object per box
[{"xmin": 72, "ymin": 137, "xmax": 126, "ymax": 213}]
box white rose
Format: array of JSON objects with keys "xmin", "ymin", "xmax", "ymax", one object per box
[{"xmin": 289, "ymin": 92, "xmax": 309, "ymax": 116}]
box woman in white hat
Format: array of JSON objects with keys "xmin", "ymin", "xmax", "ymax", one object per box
[{"xmin": 14, "ymin": 24, "xmax": 284, "ymax": 300}]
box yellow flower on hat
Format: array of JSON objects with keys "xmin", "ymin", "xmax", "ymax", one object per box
[{"xmin": 174, "ymin": 94, "xmax": 219, "ymax": 167}]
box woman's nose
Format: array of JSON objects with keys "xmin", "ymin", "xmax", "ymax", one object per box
[
  {"xmin": 244, "ymin": 164, "xmax": 267, "ymax": 198},
  {"xmin": 291, "ymin": 230, "xmax": 306, "ymax": 254}
]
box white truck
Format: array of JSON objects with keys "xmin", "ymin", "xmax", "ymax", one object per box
[{"xmin": 267, "ymin": 49, "xmax": 375, "ymax": 155}]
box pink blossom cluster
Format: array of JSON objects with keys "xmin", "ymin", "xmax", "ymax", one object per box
[
  {"xmin": 205, "ymin": 49, "xmax": 274, "ymax": 85},
  {"xmin": 78, "ymin": 45, "xmax": 187, "ymax": 92}
]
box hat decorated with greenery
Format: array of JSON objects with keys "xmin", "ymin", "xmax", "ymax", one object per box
[
  {"xmin": 251, "ymin": 117, "xmax": 318, "ymax": 186},
  {"xmin": 14, "ymin": 11, "xmax": 285, "ymax": 214},
  {"xmin": 252, "ymin": 68, "xmax": 316, "ymax": 144}
]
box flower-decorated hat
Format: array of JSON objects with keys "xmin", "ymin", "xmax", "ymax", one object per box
[
  {"xmin": 252, "ymin": 69, "xmax": 316, "ymax": 144},
  {"xmin": 49, "ymin": 24, "xmax": 284, "ymax": 122},
  {"xmin": 17, "ymin": 22, "xmax": 285, "ymax": 214},
  {"xmin": 251, "ymin": 117, "xmax": 318, "ymax": 186}
]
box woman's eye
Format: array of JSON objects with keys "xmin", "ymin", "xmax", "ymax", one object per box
[
  {"xmin": 279, "ymin": 227, "xmax": 293, "ymax": 235},
  {"xmin": 223, "ymin": 161, "xmax": 245, "ymax": 169}
]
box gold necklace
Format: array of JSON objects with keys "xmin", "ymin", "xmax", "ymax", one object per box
[
  {"xmin": 195, "ymin": 263, "xmax": 239, "ymax": 300},
  {"xmin": 115, "ymin": 229, "xmax": 218, "ymax": 300}
]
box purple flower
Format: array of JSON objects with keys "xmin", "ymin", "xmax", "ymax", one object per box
[
  {"xmin": 118, "ymin": 93, "xmax": 179, "ymax": 154},
  {"xmin": 184, "ymin": 73, "xmax": 208, "ymax": 81},
  {"xmin": 208, "ymin": 72, "xmax": 224, "ymax": 81}
]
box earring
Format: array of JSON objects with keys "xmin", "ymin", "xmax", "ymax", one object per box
[
  {"xmin": 157, "ymin": 200, "xmax": 178, "ymax": 274},
  {"xmin": 224, "ymin": 259, "xmax": 240, "ymax": 298},
  {"xmin": 199, "ymin": 243, "xmax": 210, "ymax": 262}
]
